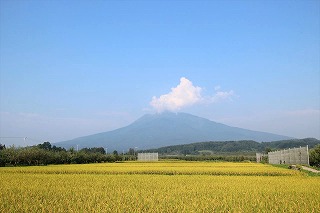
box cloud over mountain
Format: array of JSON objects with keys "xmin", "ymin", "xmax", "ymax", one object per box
[
  {"xmin": 150, "ymin": 77, "xmax": 234, "ymax": 112},
  {"xmin": 150, "ymin": 77, "xmax": 202, "ymax": 112}
]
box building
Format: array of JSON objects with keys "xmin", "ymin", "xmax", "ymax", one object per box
[{"xmin": 137, "ymin": 153, "xmax": 159, "ymax": 161}]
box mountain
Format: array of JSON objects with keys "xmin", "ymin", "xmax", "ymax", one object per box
[{"xmin": 55, "ymin": 112, "xmax": 293, "ymax": 151}]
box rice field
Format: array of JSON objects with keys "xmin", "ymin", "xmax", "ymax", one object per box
[{"xmin": 1, "ymin": 162, "xmax": 319, "ymax": 212}]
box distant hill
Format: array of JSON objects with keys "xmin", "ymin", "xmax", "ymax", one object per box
[
  {"xmin": 55, "ymin": 112, "xmax": 293, "ymax": 151},
  {"xmin": 144, "ymin": 138, "xmax": 320, "ymax": 155}
]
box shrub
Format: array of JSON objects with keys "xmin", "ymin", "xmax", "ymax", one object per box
[{"xmin": 309, "ymin": 144, "xmax": 320, "ymax": 168}]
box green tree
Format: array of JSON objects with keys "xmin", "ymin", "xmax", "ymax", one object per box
[
  {"xmin": 265, "ymin": 147, "xmax": 272, "ymax": 154},
  {"xmin": 0, "ymin": 143, "xmax": 5, "ymax": 150},
  {"xmin": 128, "ymin": 148, "xmax": 134, "ymax": 155},
  {"xmin": 2, "ymin": 146, "xmax": 19, "ymax": 166},
  {"xmin": 37, "ymin": 141, "xmax": 52, "ymax": 150},
  {"xmin": 309, "ymin": 144, "xmax": 320, "ymax": 168},
  {"xmin": 69, "ymin": 147, "xmax": 76, "ymax": 154},
  {"xmin": 80, "ymin": 147, "xmax": 106, "ymax": 155}
]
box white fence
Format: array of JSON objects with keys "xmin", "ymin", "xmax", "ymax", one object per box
[
  {"xmin": 137, "ymin": 153, "xmax": 159, "ymax": 161},
  {"xmin": 256, "ymin": 153, "xmax": 268, "ymax": 163},
  {"xmin": 268, "ymin": 146, "xmax": 309, "ymax": 165}
]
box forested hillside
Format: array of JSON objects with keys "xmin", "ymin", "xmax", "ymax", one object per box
[{"xmin": 144, "ymin": 138, "xmax": 320, "ymax": 155}]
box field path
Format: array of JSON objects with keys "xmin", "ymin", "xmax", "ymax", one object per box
[{"xmin": 301, "ymin": 166, "xmax": 320, "ymax": 173}]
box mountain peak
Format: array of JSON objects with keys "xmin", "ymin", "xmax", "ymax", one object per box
[
  {"xmin": 135, "ymin": 112, "xmax": 212, "ymax": 123},
  {"xmin": 55, "ymin": 112, "xmax": 293, "ymax": 151}
]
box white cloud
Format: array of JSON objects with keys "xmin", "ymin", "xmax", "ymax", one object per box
[
  {"xmin": 210, "ymin": 90, "xmax": 234, "ymax": 103},
  {"xmin": 150, "ymin": 77, "xmax": 202, "ymax": 112},
  {"xmin": 150, "ymin": 77, "xmax": 234, "ymax": 112}
]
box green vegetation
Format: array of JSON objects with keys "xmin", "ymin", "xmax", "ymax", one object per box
[
  {"xmin": 160, "ymin": 154, "xmax": 256, "ymax": 162},
  {"xmin": 1, "ymin": 138, "xmax": 319, "ymax": 166},
  {"xmin": 144, "ymin": 138, "xmax": 320, "ymax": 157},
  {"xmin": 0, "ymin": 142, "xmax": 133, "ymax": 166},
  {"xmin": 309, "ymin": 144, "xmax": 320, "ymax": 168}
]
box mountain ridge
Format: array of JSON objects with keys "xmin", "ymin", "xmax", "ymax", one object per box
[{"xmin": 54, "ymin": 112, "xmax": 293, "ymax": 151}]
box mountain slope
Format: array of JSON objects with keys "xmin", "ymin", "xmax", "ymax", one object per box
[{"xmin": 55, "ymin": 112, "xmax": 293, "ymax": 151}]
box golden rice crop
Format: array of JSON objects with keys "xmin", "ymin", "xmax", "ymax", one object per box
[
  {"xmin": 1, "ymin": 162, "xmax": 319, "ymax": 212},
  {"xmin": 0, "ymin": 161, "xmax": 301, "ymax": 176}
]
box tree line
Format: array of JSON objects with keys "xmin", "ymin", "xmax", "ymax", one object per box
[
  {"xmin": 0, "ymin": 142, "xmax": 137, "ymax": 167},
  {"xmin": 160, "ymin": 155, "xmax": 256, "ymax": 162},
  {"xmin": 1, "ymin": 140, "xmax": 319, "ymax": 168},
  {"xmin": 145, "ymin": 138, "xmax": 320, "ymax": 155}
]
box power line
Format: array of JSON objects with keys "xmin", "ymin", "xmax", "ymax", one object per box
[
  {"xmin": 0, "ymin": 137, "xmax": 45, "ymax": 144},
  {"xmin": 0, "ymin": 137, "xmax": 26, "ymax": 139}
]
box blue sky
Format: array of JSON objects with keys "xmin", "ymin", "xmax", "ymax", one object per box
[{"xmin": 1, "ymin": 0, "xmax": 319, "ymax": 146}]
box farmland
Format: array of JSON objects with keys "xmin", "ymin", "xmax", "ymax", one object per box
[{"xmin": 1, "ymin": 162, "xmax": 319, "ymax": 212}]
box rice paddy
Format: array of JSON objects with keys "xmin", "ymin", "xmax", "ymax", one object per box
[{"xmin": 1, "ymin": 162, "xmax": 319, "ymax": 212}]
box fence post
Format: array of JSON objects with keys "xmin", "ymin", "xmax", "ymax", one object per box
[{"xmin": 307, "ymin": 145, "xmax": 309, "ymax": 166}]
